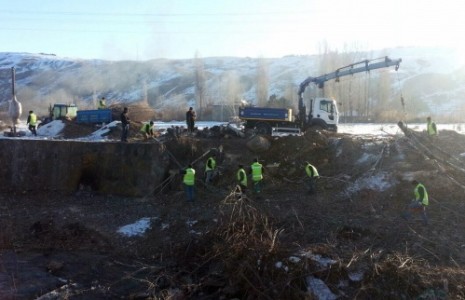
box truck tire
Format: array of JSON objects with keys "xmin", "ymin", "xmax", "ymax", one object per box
[{"xmin": 255, "ymin": 123, "xmax": 272, "ymax": 135}]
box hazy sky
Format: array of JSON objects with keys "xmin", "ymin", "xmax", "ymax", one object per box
[{"xmin": 0, "ymin": 0, "xmax": 463, "ymax": 61}]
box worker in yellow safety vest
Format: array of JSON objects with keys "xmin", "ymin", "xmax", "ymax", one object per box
[
  {"xmin": 403, "ymin": 179, "xmax": 429, "ymax": 225},
  {"xmin": 204, "ymin": 152, "xmax": 217, "ymax": 185},
  {"xmin": 250, "ymin": 158, "xmax": 264, "ymax": 194},
  {"xmin": 98, "ymin": 97, "xmax": 106, "ymax": 109},
  {"xmin": 426, "ymin": 116, "xmax": 438, "ymax": 137},
  {"xmin": 236, "ymin": 164, "xmax": 248, "ymax": 195},
  {"xmin": 305, "ymin": 162, "xmax": 319, "ymax": 194},
  {"xmin": 181, "ymin": 164, "xmax": 196, "ymax": 202},
  {"xmin": 140, "ymin": 121, "xmax": 154, "ymax": 139},
  {"xmin": 27, "ymin": 110, "xmax": 37, "ymax": 136}
]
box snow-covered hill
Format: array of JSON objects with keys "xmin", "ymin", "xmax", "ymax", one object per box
[{"xmin": 1, "ymin": 47, "xmax": 464, "ymax": 120}]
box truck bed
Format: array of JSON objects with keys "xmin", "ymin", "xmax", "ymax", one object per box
[
  {"xmin": 239, "ymin": 107, "xmax": 293, "ymax": 122},
  {"xmin": 76, "ymin": 109, "xmax": 112, "ymax": 123}
]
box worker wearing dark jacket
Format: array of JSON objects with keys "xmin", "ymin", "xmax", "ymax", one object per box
[
  {"xmin": 305, "ymin": 162, "xmax": 319, "ymax": 194},
  {"xmin": 403, "ymin": 180, "xmax": 429, "ymax": 225},
  {"xmin": 27, "ymin": 110, "xmax": 37, "ymax": 136},
  {"xmin": 120, "ymin": 107, "xmax": 130, "ymax": 142}
]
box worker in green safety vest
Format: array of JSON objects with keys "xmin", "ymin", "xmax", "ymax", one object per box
[
  {"xmin": 181, "ymin": 164, "xmax": 196, "ymax": 202},
  {"xmin": 426, "ymin": 116, "xmax": 438, "ymax": 138},
  {"xmin": 27, "ymin": 110, "xmax": 37, "ymax": 136},
  {"xmin": 304, "ymin": 161, "xmax": 320, "ymax": 194},
  {"xmin": 403, "ymin": 179, "xmax": 429, "ymax": 225},
  {"xmin": 204, "ymin": 152, "xmax": 217, "ymax": 185},
  {"xmin": 98, "ymin": 97, "xmax": 106, "ymax": 109},
  {"xmin": 250, "ymin": 158, "xmax": 264, "ymax": 194},
  {"xmin": 140, "ymin": 121, "xmax": 154, "ymax": 140},
  {"xmin": 236, "ymin": 164, "xmax": 248, "ymax": 195}
]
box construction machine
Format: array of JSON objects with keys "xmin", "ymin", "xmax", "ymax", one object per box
[{"xmin": 239, "ymin": 56, "xmax": 402, "ymax": 135}]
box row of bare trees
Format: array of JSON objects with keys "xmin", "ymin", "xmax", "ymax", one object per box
[{"xmin": 191, "ymin": 46, "xmax": 415, "ymax": 122}]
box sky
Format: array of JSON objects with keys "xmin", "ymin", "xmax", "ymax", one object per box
[{"xmin": 0, "ymin": 0, "xmax": 464, "ymax": 61}]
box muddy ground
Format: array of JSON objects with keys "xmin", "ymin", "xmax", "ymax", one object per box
[{"xmin": 1, "ymin": 124, "xmax": 465, "ymax": 299}]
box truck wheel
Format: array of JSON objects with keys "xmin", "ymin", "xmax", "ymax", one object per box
[{"xmin": 255, "ymin": 123, "xmax": 272, "ymax": 135}]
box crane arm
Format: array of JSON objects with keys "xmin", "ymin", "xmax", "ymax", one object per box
[{"xmin": 298, "ymin": 56, "xmax": 402, "ymax": 100}]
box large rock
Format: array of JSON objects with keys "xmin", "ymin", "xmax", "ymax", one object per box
[{"xmin": 246, "ymin": 135, "xmax": 271, "ymax": 153}]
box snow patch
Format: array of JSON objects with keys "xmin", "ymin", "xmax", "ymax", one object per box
[
  {"xmin": 348, "ymin": 172, "xmax": 395, "ymax": 193},
  {"xmin": 306, "ymin": 276, "xmax": 338, "ymax": 300},
  {"xmin": 117, "ymin": 217, "xmax": 153, "ymax": 237}
]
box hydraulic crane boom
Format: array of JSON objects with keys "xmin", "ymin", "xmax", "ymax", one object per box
[{"xmin": 298, "ymin": 56, "xmax": 402, "ymax": 99}]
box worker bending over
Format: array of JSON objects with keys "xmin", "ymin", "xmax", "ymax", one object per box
[
  {"xmin": 305, "ymin": 161, "xmax": 319, "ymax": 194},
  {"xmin": 140, "ymin": 121, "xmax": 155, "ymax": 140},
  {"xmin": 403, "ymin": 179, "xmax": 429, "ymax": 225}
]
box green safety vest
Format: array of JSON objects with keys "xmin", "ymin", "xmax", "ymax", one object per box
[
  {"xmin": 140, "ymin": 123, "xmax": 153, "ymax": 133},
  {"xmin": 183, "ymin": 168, "xmax": 195, "ymax": 186},
  {"xmin": 414, "ymin": 183, "xmax": 429, "ymax": 206},
  {"xmin": 251, "ymin": 162, "xmax": 263, "ymax": 181},
  {"xmin": 427, "ymin": 121, "xmax": 437, "ymax": 135},
  {"xmin": 237, "ymin": 168, "xmax": 247, "ymax": 186},
  {"xmin": 305, "ymin": 164, "xmax": 319, "ymax": 177},
  {"xmin": 98, "ymin": 100, "xmax": 106, "ymax": 109},
  {"xmin": 205, "ymin": 157, "xmax": 216, "ymax": 172},
  {"xmin": 29, "ymin": 113, "xmax": 37, "ymax": 126}
]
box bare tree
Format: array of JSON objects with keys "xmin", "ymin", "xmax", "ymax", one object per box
[
  {"xmin": 256, "ymin": 57, "xmax": 269, "ymax": 106},
  {"xmin": 194, "ymin": 51, "xmax": 207, "ymax": 119}
]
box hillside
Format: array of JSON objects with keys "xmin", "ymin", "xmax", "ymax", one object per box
[
  {"xmin": 1, "ymin": 47, "xmax": 465, "ymax": 122},
  {"xmin": 1, "ymin": 123, "xmax": 465, "ymax": 298}
]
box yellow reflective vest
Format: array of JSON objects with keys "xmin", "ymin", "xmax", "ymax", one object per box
[
  {"xmin": 251, "ymin": 162, "xmax": 263, "ymax": 182},
  {"xmin": 414, "ymin": 183, "xmax": 429, "ymax": 206},
  {"xmin": 29, "ymin": 113, "xmax": 37, "ymax": 126},
  {"xmin": 183, "ymin": 168, "xmax": 195, "ymax": 186},
  {"xmin": 205, "ymin": 157, "xmax": 216, "ymax": 172},
  {"xmin": 237, "ymin": 168, "xmax": 247, "ymax": 186},
  {"xmin": 305, "ymin": 164, "xmax": 319, "ymax": 177}
]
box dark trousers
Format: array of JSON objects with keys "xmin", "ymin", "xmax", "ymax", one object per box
[
  {"xmin": 121, "ymin": 124, "xmax": 129, "ymax": 142},
  {"xmin": 28, "ymin": 125, "xmax": 37, "ymax": 136},
  {"xmin": 184, "ymin": 184, "xmax": 194, "ymax": 202}
]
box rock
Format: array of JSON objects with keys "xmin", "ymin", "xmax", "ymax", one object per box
[{"xmin": 246, "ymin": 135, "xmax": 271, "ymax": 152}]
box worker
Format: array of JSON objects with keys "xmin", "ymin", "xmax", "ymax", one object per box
[
  {"xmin": 250, "ymin": 158, "xmax": 264, "ymax": 194},
  {"xmin": 140, "ymin": 121, "xmax": 155, "ymax": 140},
  {"xmin": 98, "ymin": 97, "xmax": 106, "ymax": 109},
  {"xmin": 204, "ymin": 152, "xmax": 217, "ymax": 185},
  {"xmin": 403, "ymin": 179, "xmax": 429, "ymax": 225},
  {"xmin": 120, "ymin": 107, "xmax": 130, "ymax": 142},
  {"xmin": 426, "ymin": 116, "xmax": 438, "ymax": 138},
  {"xmin": 237, "ymin": 164, "xmax": 248, "ymax": 195},
  {"xmin": 26, "ymin": 110, "xmax": 37, "ymax": 136},
  {"xmin": 180, "ymin": 164, "xmax": 196, "ymax": 202},
  {"xmin": 304, "ymin": 161, "xmax": 319, "ymax": 194},
  {"xmin": 186, "ymin": 107, "xmax": 196, "ymax": 134}
]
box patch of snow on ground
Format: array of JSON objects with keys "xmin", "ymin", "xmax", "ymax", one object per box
[
  {"xmin": 306, "ymin": 276, "xmax": 338, "ymax": 300},
  {"xmin": 36, "ymin": 120, "xmax": 65, "ymax": 137},
  {"xmin": 117, "ymin": 217, "xmax": 153, "ymax": 237},
  {"xmin": 348, "ymin": 171, "xmax": 396, "ymax": 193},
  {"xmin": 356, "ymin": 152, "xmax": 377, "ymax": 164},
  {"xmin": 81, "ymin": 121, "xmax": 120, "ymax": 141}
]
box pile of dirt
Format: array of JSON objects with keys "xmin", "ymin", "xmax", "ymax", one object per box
[{"xmin": 2, "ymin": 125, "xmax": 465, "ymax": 298}]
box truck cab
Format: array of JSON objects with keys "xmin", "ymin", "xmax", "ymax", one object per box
[{"xmin": 308, "ymin": 97, "xmax": 339, "ymax": 131}]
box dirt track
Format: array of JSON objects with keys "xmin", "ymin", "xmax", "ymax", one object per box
[{"xmin": 2, "ymin": 126, "xmax": 465, "ymax": 299}]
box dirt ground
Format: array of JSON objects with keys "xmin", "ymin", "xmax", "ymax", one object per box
[{"xmin": 2, "ymin": 123, "xmax": 465, "ymax": 299}]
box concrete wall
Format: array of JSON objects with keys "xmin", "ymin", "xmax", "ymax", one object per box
[{"xmin": 0, "ymin": 139, "xmax": 170, "ymax": 197}]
